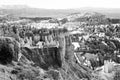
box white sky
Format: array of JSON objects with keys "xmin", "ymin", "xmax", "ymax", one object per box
[{"xmin": 0, "ymin": 0, "xmax": 120, "ymax": 9}]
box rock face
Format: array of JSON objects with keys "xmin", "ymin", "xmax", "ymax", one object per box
[
  {"xmin": 58, "ymin": 35, "xmax": 92, "ymax": 80},
  {"xmin": 0, "ymin": 37, "xmax": 20, "ymax": 64},
  {"xmin": 0, "ymin": 36, "xmax": 92, "ymax": 80},
  {"xmin": 21, "ymin": 47, "xmax": 62, "ymax": 70}
]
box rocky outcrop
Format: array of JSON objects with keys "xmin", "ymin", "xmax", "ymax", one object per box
[
  {"xmin": 58, "ymin": 35, "xmax": 92, "ymax": 80},
  {"xmin": 21, "ymin": 47, "xmax": 62, "ymax": 70},
  {"xmin": 0, "ymin": 35, "xmax": 93, "ymax": 80}
]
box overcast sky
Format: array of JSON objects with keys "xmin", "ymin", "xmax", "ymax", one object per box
[{"xmin": 0, "ymin": 0, "xmax": 120, "ymax": 9}]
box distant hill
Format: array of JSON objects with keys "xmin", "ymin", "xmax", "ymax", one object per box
[
  {"xmin": 67, "ymin": 12, "xmax": 105, "ymax": 21},
  {"xmin": 0, "ymin": 5, "xmax": 120, "ymax": 19},
  {"xmin": 0, "ymin": 5, "xmax": 78, "ymax": 18},
  {"xmin": 65, "ymin": 12, "xmax": 109, "ymax": 25},
  {"xmin": 77, "ymin": 7, "xmax": 120, "ymax": 19}
]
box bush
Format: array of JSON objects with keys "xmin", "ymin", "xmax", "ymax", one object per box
[{"xmin": 0, "ymin": 42, "xmax": 13, "ymax": 64}]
